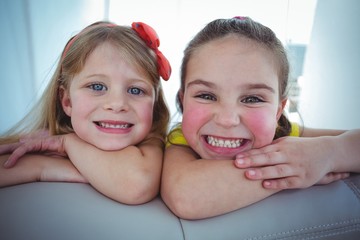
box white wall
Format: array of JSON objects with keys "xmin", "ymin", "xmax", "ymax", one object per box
[
  {"xmin": 298, "ymin": 0, "xmax": 360, "ymax": 129},
  {"xmin": 1, "ymin": 0, "xmax": 34, "ymax": 132}
]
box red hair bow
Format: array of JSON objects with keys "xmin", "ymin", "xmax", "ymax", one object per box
[{"xmin": 132, "ymin": 22, "xmax": 171, "ymax": 81}]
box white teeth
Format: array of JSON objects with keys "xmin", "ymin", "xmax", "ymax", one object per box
[
  {"xmin": 99, "ymin": 122, "xmax": 130, "ymax": 129},
  {"xmin": 206, "ymin": 136, "xmax": 243, "ymax": 148}
]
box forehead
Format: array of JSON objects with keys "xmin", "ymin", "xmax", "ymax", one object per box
[
  {"xmin": 186, "ymin": 36, "xmax": 280, "ymax": 90},
  {"xmin": 70, "ymin": 42, "xmax": 153, "ymax": 86},
  {"xmin": 88, "ymin": 42, "xmax": 152, "ymax": 77},
  {"xmin": 193, "ymin": 35, "xmax": 275, "ymax": 66}
]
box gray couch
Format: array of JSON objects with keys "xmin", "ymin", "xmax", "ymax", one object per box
[{"xmin": 1, "ymin": 174, "xmax": 359, "ymax": 240}]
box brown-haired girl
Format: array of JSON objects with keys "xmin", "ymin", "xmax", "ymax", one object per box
[{"xmin": 161, "ymin": 17, "xmax": 360, "ymax": 219}]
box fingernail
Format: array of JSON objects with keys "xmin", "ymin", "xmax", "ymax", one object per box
[
  {"xmin": 236, "ymin": 159, "xmax": 245, "ymax": 165},
  {"xmin": 4, "ymin": 160, "xmax": 9, "ymax": 168},
  {"xmin": 248, "ymin": 170, "xmax": 256, "ymax": 176},
  {"xmin": 264, "ymin": 181, "xmax": 271, "ymax": 187}
]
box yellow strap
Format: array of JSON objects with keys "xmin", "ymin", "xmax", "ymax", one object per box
[
  {"xmin": 166, "ymin": 127, "xmax": 188, "ymax": 147},
  {"xmin": 290, "ymin": 122, "xmax": 300, "ymax": 137}
]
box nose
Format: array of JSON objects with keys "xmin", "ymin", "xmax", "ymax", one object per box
[
  {"xmin": 213, "ymin": 104, "xmax": 240, "ymax": 128},
  {"xmin": 103, "ymin": 91, "xmax": 129, "ymax": 113}
]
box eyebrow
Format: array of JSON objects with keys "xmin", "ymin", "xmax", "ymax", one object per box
[
  {"xmin": 86, "ymin": 74, "xmax": 152, "ymax": 85},
  {"xmin": 244, "ymin": 83, "xmax": 276, "ymax": 93},
  {"xmin": 186, "ymin": 79, "xmax": 216, "ymax": 89},
  {"xmin": 186, "ymin": 79, "xmax": 275, "ymax": 93},
  {"xmin": 86, "ymin": 73, "xmax": 105, "ymax": 78}
]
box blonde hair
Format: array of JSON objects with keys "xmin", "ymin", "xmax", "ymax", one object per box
[{"xmin": 1, "ymin": 21, "xmax": 169, "ymax": 144}]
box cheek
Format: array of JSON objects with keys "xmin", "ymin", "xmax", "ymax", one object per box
[
  {"xmin": 181, "ymin": 102, "xmax": 210, "ymax": 145},
  {"xmin": 139, "ymin": 101, "xmax": 154, "ymax": 129},
  {"xmin": 68, "ymin": 98, "xmax": 92, "ymax": 133},
  {"xmin": 243, "ymin": 109, "xmax": 278, "ymax": 147},
  {"xmin": 69, "ymin": 95, "xmax": 93, "ymax": 117}
]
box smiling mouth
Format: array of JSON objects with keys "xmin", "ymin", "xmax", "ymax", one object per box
[
  {"xmin": 206, "ymin": 135, "xmax": 244, "ymax": 148},
  {"xmin": 95, "ymin": 121, "xmax": 133, "ymax": 129}
]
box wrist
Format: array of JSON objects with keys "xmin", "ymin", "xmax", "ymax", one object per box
[
  {"xmin": 322, "ymin": 134, "xmax": 349, "ymax": 173},
  {"xmin": 20, "ymin": 155, "xmax": 48, "ymax": 182},
  {"xmin": 333, "ymin": 130, "xmax": 360, "ymax": 173}
]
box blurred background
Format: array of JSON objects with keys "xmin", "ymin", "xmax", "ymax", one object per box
[{"xmin": 1, "ymin": 0, "xmax": 359, "ymax": 134}]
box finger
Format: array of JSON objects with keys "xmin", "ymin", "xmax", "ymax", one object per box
[
  {"xmin": 0, "ymin": 142, "xmax": 23, "ymax": 155},
  {"xmin": 263, "ymin": 177, "xmax": 303, "ymax": 190},
  {"xmin": 235, "ymin": 151, "xmax": 285, "ymax": 168},
  {"xmin": 317, "ymin": 172, "xmax": 350, "ymax": 185},
  {"xmin": 3, "ymin": 157, "xmax": 15, "ymax": 168},
  {"xmin": 244, "ymin": 164, "xmax": 294, "ymax": 180},
  {"xmin": 19, "ymin": 129, "xmax": 49, "ymax": 142},
  {"xmin": 236, "ymin": 145, "xmax": 277, "ymax": 158},
  {"xmin": 3, "ymin": 145, "xmax": 31, "ymax": 168},
  {"xmin": 339, "ymin": 172, "xmax": 350, "ymax": 179},
  {"xmin": 4, "ymin": 140, "xmax": 46, "ymax": 168}
]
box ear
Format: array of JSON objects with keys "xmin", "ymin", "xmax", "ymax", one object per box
[
  {"xmin": 177, "ymin": 90, "xmax": 185, "ymax": 112},
  {"xmin": 276, "ymin": 98, "xmax": 287, "ymax": 121},
  {"xmin": 59, "ymin": 86, "xmax": 72, "ymax": 117},
  {"xmin": 178, "ymin": 90, "xmax": 184, "ymax": 103}
]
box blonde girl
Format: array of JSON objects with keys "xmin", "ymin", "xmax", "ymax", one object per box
[
  {"xmin": 0, "ymin": 21, "xmax": 171, "ymax": 204},
  {"xmin": 161, "ymin": 17, "xmax": 360, "ymax": 219}
]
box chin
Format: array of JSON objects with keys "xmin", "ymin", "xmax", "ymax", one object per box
[
  {"xmin": 92, "ymin": 141, "xmax": 129, "ymax": 151},
  {"xmin": 208, "ymin": 153, "xmax": 236, "ymax": 160}
]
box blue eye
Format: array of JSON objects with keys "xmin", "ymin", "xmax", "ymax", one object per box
[
  {"xmin": 89, "ymin": 83, "xmax": 107, "ymax": 91},
  {"xmin": 128, "ymin": 87, "xmax": 144, "ymax": 95},
  {"xmin": 196, "ymin": 93, "xmax": 216, "ymax": 101}
]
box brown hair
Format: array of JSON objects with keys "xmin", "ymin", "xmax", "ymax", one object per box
[{"xmin": 176, "ymin": 17, "xmax": 291, "ymax": 139}]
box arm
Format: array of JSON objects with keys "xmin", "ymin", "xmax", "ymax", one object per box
[
  {"xmin": 2, "ymin": 133, "xmax": 163, "ymax": 204},
  {"xmin": 63, "ymin": 134, "xmax": 163, "ymax": 204},
  {"xmin": 301, "ymin": 127, "xmax": 360, "ymax": 172},
  {"xmin": 301, "ymin": 127, "xmax": 346, "ymax": 137},
  {"xmin": 235, "ymin": 128, "xmax": 360, "ymax": 189},
  {"xmin": 329, "ymin": 129, "xmax": 360, "ymax": 172},
  {"xmin": 0, "ymin": 154, "xmax": 86, "ymax": 187},
  {"xmin": 160, "ymin": 145, "xmax": 279, "ymax": 219}
]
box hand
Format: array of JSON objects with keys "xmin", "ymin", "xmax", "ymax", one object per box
[
  {"xmin": 234, "ymin": 136, "xmax": 349, "ymax": 189},
  {"xmin": 0, "ymin": 130, "xmax": 50, "ymax": 155},
  {"xmin": 2, "ymin": 134, "xmax": 68, "ymax": 168},
  {"xmin": 19, "ymin": 129, "xmax": 49, "ymax": 142}
]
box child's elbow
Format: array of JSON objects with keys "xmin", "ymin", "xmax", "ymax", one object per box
[
  {"xmin": 119, "ymin": 175, "xmax": 159, "ymax": 205},
  {"xmin": 121, "ymin": 188, "xmax": 156, "ymax": 205},
  {"xmin": 161, "ymin": 187, "xmax": 201, "ymax": 220}
]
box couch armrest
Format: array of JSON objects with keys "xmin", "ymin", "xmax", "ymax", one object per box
[
  {"xmin": 0, "ymin": 182, "xmax": 183, "ymax": 240},
  {"xmin": 180, "ymin": 174, "xmax": 360, "ymax": 240},
  {"xmin": 1, "ymin": 175, "xmax": 359, "ymax": 240}
]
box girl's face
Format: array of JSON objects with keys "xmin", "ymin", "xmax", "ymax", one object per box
[
  {"xmin": 61, "ymin": 42, "xmax": 155, "ymax": 150},
  {"xmin": 181, "ymin": 36, "xmax": 286, "ymax": 160}
]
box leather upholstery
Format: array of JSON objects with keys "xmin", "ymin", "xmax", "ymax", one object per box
[{"xmin": 1, "ymin": 175, "xmax": 359, "ymax": 239}]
